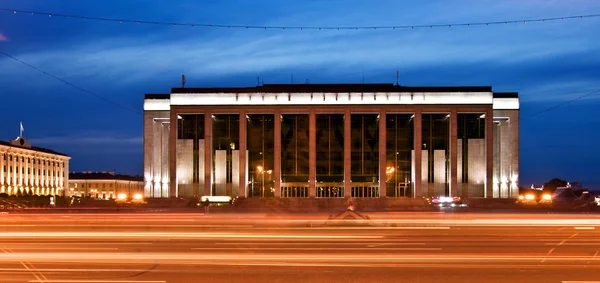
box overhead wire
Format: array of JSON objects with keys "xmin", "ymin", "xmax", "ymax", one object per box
[
  {"xmin": 2, "ymin": 8, "xmax": 600, "ymax": 31},
  {"xmin": 523, "ymin": 88, "xmax": 600, "ymax": 120},
  {"xmin": 0, "ymin": 50, "xmax": 141, "ymax": 116}
]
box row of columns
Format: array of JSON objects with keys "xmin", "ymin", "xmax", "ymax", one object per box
[
  {"xmin": 1, "ymin": 151, "xmax": 67, "ymax": 194},
  {"xmin": 169, "ymin": 108, "xmax": 494, "ymax": 198}
]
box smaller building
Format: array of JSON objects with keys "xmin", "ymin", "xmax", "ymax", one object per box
[
  {"xmin": 1, "ymin": 137, "xmax": 70, "ymax": 196},
  {"xmin": 68, "ymin": 171, "xmax": 144, "ymax": 200}
]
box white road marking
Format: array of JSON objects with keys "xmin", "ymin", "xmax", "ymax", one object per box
[
  {"xmin": 542, "ymin": 233, "xmax": 578, "ymax": 263},
  {"xmin": 574, "ymin": 227, "xmax": 596, "ymax": 230}
]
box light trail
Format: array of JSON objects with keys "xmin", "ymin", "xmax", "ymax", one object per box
[
  {"xmin": 28, "ymin": 281, "xmax": 166, "ymax": 283},
  {"xmin": 2, "ymin": 252, "xmax": 600, "ymax": 264},
  {"xmin": 0, "ymin": 232, "xmax": 383, "ymax": 239},
  {"xmin": 190, "ymin": 247, "xmax": 443, "ymax": 251}
]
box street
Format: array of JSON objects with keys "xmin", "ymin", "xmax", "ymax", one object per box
[{"xmin": 1, "ymin": 212, "xmax": 600, "ymax": 283}]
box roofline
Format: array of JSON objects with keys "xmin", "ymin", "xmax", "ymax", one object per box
[
  {"xmin": 170, "ymin": 84, "xmax": 493, "ymax": 94},
  {"xmin": 145, "ymin": 94, "xmax": 170, "ymax": 100},
  {"xmin": 493, "ymin": 92, "xmax": 519, "ymax": 98},
  {"xmin": 0, "ymin": 140, "xmax": 70, "ymax": 158}
]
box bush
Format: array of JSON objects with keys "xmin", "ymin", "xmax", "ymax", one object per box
[{"xmin": 0, "ymin": 193, "xmax": 8, "ymax": 198}]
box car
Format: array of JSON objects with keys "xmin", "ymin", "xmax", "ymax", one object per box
[
  {"xmin": 517, "ymin": 190, "xmax": 552, "ymax": 205},
  {"xmin": 427, "ymin": 196, "xmax": 468, "ymax": 208}
]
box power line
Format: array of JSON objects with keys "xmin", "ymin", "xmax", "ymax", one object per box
[
  {"xmin": 524, "ymin": 88, "xmax": 600, "ymax": 120},
  {"xmin": 0, "ymin": 50, "xmax": 140, "ymax": 115},
  {"xmin": 2, "ymin": 8, "xmax": 600, "ymax": 31}
]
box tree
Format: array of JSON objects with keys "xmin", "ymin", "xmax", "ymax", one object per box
[{"xmin": 543, "ymin": 178, "xmax": 568, "ymax": 193}]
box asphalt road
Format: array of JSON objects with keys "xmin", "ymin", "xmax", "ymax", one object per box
[{"xmin": 1, "ymin": 212, "xmax": 600, "ymax": 283}]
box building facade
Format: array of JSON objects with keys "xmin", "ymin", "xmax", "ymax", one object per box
[
  {"xmin": 0, "ymin": 137, "xmax": 71, "ymax": 196},
  {"xmin": 68, "ymin": 171, "xmax": 144, "ymax": 199},
  {"xmin": 144, "ymin": 84, "xmax": 519, "ymax": 199}
]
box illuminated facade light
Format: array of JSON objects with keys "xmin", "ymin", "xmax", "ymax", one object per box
[
  {"xmin": 144, "ymin": 84, "xmax": 520, "ymax": 199},
  {"xmin": 1, "ymin": 137, "xmax": 70, "ymax": 197}
]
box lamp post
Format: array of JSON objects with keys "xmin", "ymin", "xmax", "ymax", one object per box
[{"xmin": 256, "ymin": 165, "xmax": 272, "ymax": 198}]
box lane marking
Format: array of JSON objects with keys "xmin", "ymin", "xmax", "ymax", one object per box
[
  {"xmin": 542, "ymin": 233, "xmax": 579, "ymax": 263},
  {"xmin": 2, "ymin": 248, "xmax": 48, "ymax": 283}
]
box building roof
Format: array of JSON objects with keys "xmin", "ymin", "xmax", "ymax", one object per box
[
  {"xmin": 145, "ymin": 93, "xmax": 170, "ymax": 99},
  {"xmin": 0, "ymin": 138, "xmax": 69, "ymax": 157},
  {"xmin": 70, "ymin": 172, "xmax": 143, "ymax": 182},
  {"xmin": 168, "ymin": 84, "xmax": 494, "ymax": 94},
  {"xmin": 145, "ymin": 85, "xmax": 521, "ymax": 100},
  {"xmin": 493, "ymin": 92, "xmax": 519, "ymax": 98}
]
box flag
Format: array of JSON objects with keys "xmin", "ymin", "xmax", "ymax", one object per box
[
  {"xmin": 20, "ymin": 122, "xmax": 24, "ymax": 137},
  {"xmin": 20, "ymin": 122, "xmax": 24, "ymax": 132}
]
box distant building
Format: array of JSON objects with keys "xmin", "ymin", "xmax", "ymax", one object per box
[
  {"xmin": 68, "ymin": 171, "xmax": 144, "ymax": 200},
  {"xmin": 144, "ymin": 83, "xmax": 520, "ymax": 199},
  {"xmin": 0, "ymin": 137, "xmax": 71, "ymax": 196}
]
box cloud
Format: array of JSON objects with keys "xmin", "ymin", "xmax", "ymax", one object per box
[
  {"xmin": 0, "ymin": 24, "xmax": 596, "ymax": 86},
  {"xmin": 0, "ymin": 33, "xmax": 7, "ymax": 41},
  {"xmin": 28, "ymin": 135, "xmax": 142, "ymax": 146}
]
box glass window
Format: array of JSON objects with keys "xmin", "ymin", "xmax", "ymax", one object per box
[
  {"xmin": 211, "ymin": 114, "xmax": 240, "ymax": 197},
  {"xmin": 422, "ymin": 113, "xmax": 450, "ymax": 197},
  {"xmin": 316, "ymin": 114, "xmax": 344, "ymax": 181},
  {"xmin": 176, "ymin": 114, "xmax": 206, "ymax": 198},
  {"xmin": 281, "ymin": 114, "xmax": 309, "ymax": 183},
  {"xmin": 386, "ymin": 114, "xmax": 414, "ymax": 197},
  {"xmin": 350, "ymin": 114, "xmax": 379, "ymax": 181},
  {"xmin": 458, "ymin": 113, "xmax": 486, "ymax": 197},
  {"xmin": 315, "ymin": 114, "xmax": 344, "ymax": 198},
  {"xmin": 247, "ymin": 114, "xmax": 275, "ymax": 198}
]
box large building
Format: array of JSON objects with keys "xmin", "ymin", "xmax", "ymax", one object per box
[
  {"xmin": 144, "ymin": 84, "xmax": 519, "ymax": 199},
  {"xmin": 68, "ymin": 171, "xmax": 144, "ymax": 199},
  {"xmin": 1, "ymin": 136, "xmax": 71, "ymax": 196}
]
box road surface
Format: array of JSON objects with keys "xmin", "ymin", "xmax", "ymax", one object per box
[{"xmin": 1, "ymin": 212, "xmax": 600, "ymax": 283}]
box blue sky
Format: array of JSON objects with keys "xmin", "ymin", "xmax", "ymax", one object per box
[{"xmin": 1, "ymin": 0, "xmax": 599, "ymax": 188}]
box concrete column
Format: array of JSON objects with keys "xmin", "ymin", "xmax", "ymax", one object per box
[
  {"xmin": 239, "ymin": 111, "xmax": 247, "ymax": 198},
  {"xmin": 308, "ymin": 109, "xmax": 316, "ymax": 197},
  {"xmin": 450, "ymin": 110, "xmax": 458, "ymax": 197},
  {"xmin": 485, "ymin": 107, "xmax": 494, "ymax": 198},
  {"xmin": 17, "ymin": 154, "xmax": 22, "ymax": 188},
  {"xmin": 204, "ymin": 111, "xmax": 212, "ymax": 196},
  {"xmin": 274, "ymin": 110, "xmax": 281, "ymax": 197},
  {"xmin": 413, "ymin": 110, "xmax": 422, "ymax": 198},
  {"xmin": 344, "ymin": 109, "xmax": 351, "ymax": 198},
  {"xmin": 378, "ymin": 111, "xmax": 387, "ymax": 198}
]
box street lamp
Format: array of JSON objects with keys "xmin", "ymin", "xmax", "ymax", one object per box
[{"xmin": 256, "ymin": 165, "xmax": 272, "ymax": 197}]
